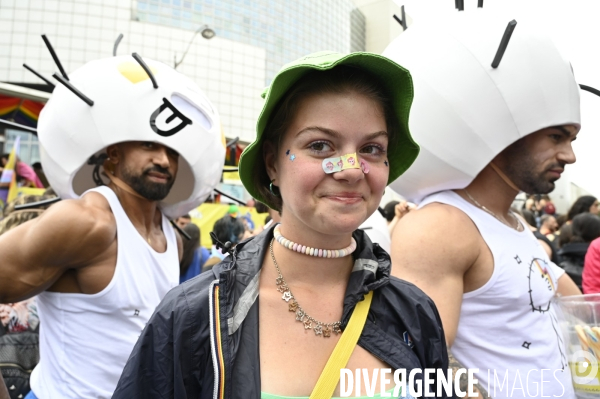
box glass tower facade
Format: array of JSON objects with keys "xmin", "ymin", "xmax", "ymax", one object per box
[
  {"xmin": 350, "ymin": 7, "xmax": 366, "ymax": 53},
  {"xmin": 134, "ymin": 0, "xmax": 365, "ymax": 84}
]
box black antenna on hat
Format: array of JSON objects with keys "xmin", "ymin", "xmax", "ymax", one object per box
[
  {"xmin": 478, "ymin": 0, "xmax": 484, "ymax": 7},
  {"xmin": 214, "ymin": 188, "xmax": 246, "ymax": 206},
  {"xmin": 113, "ymin": 33, "xmax": 124, "ymax": 56},
  {"xmin": 171, "ymin": 221, "xmax": 191, "ymax": 240},
  {"xmin": 392, "ymin": 14, "xmax": 403, "ymax": 26},
  {"xmin": 580, "ymin": 84, "xmax": 600, "ymax": 98},
  {"xmin": 41, "ymin": 34, "xmax": 69, "ymax": 81},
  {"xmin": 392, "ymin": 5, "xmax": 407, "ymax": 30},
  {"xmin": 23, "ymin": 63, "xmax": 56, "ymax": 89},
  {"xmin": 132, "ymin": 53, "xmax": 158, "ymax": 89},
  {"xmin": 456, "ymin": 0, "xmax": 464, "ymax": 11},
  {"xmin": 491, "ymin": 20, "xmax": 517, "ymax": 68},
  {"xmin": 52, "ymin": 73, "xmax": 94, "ymax": 106},
  {"xmin": 14, "ymin": 197, "xmax": 61, "ymax": 210},
  {"xmin": 39, "ymin": 34, "xmax": 93, "ymax": 105}
]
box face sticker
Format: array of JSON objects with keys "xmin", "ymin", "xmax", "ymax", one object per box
[
  {"xmin": 384, "ymin": 160, "xmax": 389, "ymax": 167},
  {"xmin": 149, "ymin": 97, "xmax": 193, "ymax": 137},
  {"xmin": 286, "ymin": 149, "xmax": 290, "ymax": 156},
  {"xmin": 321, "ymin": 153, "xmax": 362, "ymax": 174},
  {"xmin": 360, "ymin": 160, "xmax": 370, "ymax": 174},
  {"xmin": 290, "ymin": 154, "xmax": 296, "ymax": 161}
]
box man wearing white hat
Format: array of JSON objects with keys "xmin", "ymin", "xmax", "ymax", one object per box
[
  {"xmin": 0, "ymin": 51, "xmax": 224, "ymax": 399},
  {"xmin": 384, "ymin": 10, "xmax": 583, "ymax": 398}
]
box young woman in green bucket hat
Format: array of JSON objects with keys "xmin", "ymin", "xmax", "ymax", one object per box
[{"xmin": 113, "ymin": 52, "xmax": 449, "ymax": 399}]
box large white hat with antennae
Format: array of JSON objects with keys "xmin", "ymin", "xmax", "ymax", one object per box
[
  {"xmin": 35, "ymin": 37, "xmax": 224, "ymax": 219},
  {"xmin": 383, "ymin": 10, "xmax": 581, "ymax": 202}
]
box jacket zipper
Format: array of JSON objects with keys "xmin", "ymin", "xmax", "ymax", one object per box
[{"xmin": 209, "ymin": 280, "xmax": 221, "ymax": 399}]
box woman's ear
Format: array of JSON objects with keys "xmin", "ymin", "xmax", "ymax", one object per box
[{"xmin": 264, "ymin": 141, "xmax": 278, "ymax": 182}]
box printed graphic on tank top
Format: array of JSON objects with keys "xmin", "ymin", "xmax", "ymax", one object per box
[
  {"xmin": 419, "ymin": 190, "xmax": 573, "ymax": 399},
  {"xmin": 29, "ymin": 186, "xmax": 179, "ymax": 399}
]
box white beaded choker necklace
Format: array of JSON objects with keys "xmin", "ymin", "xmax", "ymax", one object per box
[{"xmin": 273, "ymin": 224, "xmax": 357, "ymax": 258}]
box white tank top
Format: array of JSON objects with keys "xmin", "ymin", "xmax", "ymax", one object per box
[
  {"xmin": 420, "ymin": 191, "xmax": 573, "ymax": 399},
  {"xmin": 30, "ymin": 186, "xmax": 179, "ymax": 399}
]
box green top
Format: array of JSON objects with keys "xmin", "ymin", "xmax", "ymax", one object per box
[{"xmin": 261, "ymin": 388, "xmax": 397, "ymax": 399}]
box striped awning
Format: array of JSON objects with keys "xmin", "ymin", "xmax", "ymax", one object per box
[{"xmin": 0, "ymin": 94, "xmax": 45, "ymax": 129}]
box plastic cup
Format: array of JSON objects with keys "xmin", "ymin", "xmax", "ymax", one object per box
[{"xmin": 556, "ymin": 294, "xmax": 600, "ymax": 398}]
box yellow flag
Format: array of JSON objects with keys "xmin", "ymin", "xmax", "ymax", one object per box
[{"xmin": 0, "ymin": 136, "xmax": 21, "ymax": 203}]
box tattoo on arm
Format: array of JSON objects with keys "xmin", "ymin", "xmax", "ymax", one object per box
[{"xmin": 449, "ymin": 348, "xmax": 491, "ymax": 398}]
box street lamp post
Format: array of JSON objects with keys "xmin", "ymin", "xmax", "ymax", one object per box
[{"xmin": 174, "ymin": 25, "xmax": 215, "ymax": 70}]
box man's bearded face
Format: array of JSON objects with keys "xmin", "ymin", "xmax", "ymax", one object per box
[{"xmin": 498, "ymin": 125, "xmax": 578, "ymax": 194}]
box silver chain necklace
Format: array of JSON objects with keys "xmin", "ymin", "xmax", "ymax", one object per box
[
  {"xmin": 269, "ymin": 239, "xmax": 341, "ymax": 338},
  {"xmin": 464, "ymin": 189, "xmax": 523, "ymax": 231}
]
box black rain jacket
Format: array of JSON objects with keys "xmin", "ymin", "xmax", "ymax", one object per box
[
  {"xmin": 113, "ymin": 225, "xmax": 449, "ymax": 398},
  {"xmin": 558, "ymin": 242, "xmax": 590, "ymax": 290}
]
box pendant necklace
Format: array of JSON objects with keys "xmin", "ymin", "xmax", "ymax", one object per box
[
  {"xmin": 269, "ymin": 239, "xmax": 342, "ymax": 338},
  {"xmin": 463, "ymin": 189, "xmax": 523, "ymax": 231}
]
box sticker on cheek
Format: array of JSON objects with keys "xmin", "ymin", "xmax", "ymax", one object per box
[
  {"xmin": 322, "ymin": 153, "xmax": 361, "ymax": 174},
  {"xmin": 360, "ymin": 160, "xmax": 370, "ymax": 174},
  {"xmin": 285, "ymin": 149, "xmax": 297, "ymax": 161}
]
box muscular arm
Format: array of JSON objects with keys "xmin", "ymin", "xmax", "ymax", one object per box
[
  {"xmin": 390, "ymin": 203, "xmax": 481, "ymax": 345},
  {"xmin": 0, "ymin": 194, "xmax": 115, "ymax": 303},
  {"xmin": 537, "ymin": 239, "xmax": 553, "ymax": 259},
  {"xmin": 449, "ymin": 349, "xmax": 491, "ymax": 398},
  {"xmin": 556, "ymin": 273, "xmax": 582, "ymax": 296},
  {"xmin": 388, "ymin": 201, "xmax": 413, "ymax": 237},
  {"xmin": 391, "ymin": 205, "xmax": 494, "ymax": 398}
]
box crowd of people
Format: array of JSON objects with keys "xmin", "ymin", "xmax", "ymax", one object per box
[
  {"xmin": 0, "ymin": 7, "xmax": 598, "ymax": 399},
  {"xmin": 506, "ymin": 194, "xmax": 600, "ymax": 290}
]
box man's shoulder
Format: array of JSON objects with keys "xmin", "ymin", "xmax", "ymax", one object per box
[
  {"xmin": 395, "ymin": 198, "xmax": 480, "ymax": 246},
  {"xmin": 418, "ymin": 191, "xmax": 474, "ymax": 220},
  {"xmin": 417, "ymin": 201, "xmax": 473, "ymax": 222},
  {"xmin": 391, "ymin": 193, "xmax": 483, "ymax": 278},
  {"xmin": 68, "ymin": 192, "xmax": 115, "ymax": 232},
  {"xmin": 38, "ymin": 192, "xmax": 116, "ymax": 250},
  {"xmin": 51, "ymin": 191, "xmax": 112, "ymax": 217}
]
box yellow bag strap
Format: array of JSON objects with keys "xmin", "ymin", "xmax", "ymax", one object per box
[{"xmin": 309, "ymin": 291, "xmax": 373, "ymax": 399}]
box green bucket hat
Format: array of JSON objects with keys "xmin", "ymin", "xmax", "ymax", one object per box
[{"xmin": 238, "ymin": 51, "xmax": 419, "ymax": 209}]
